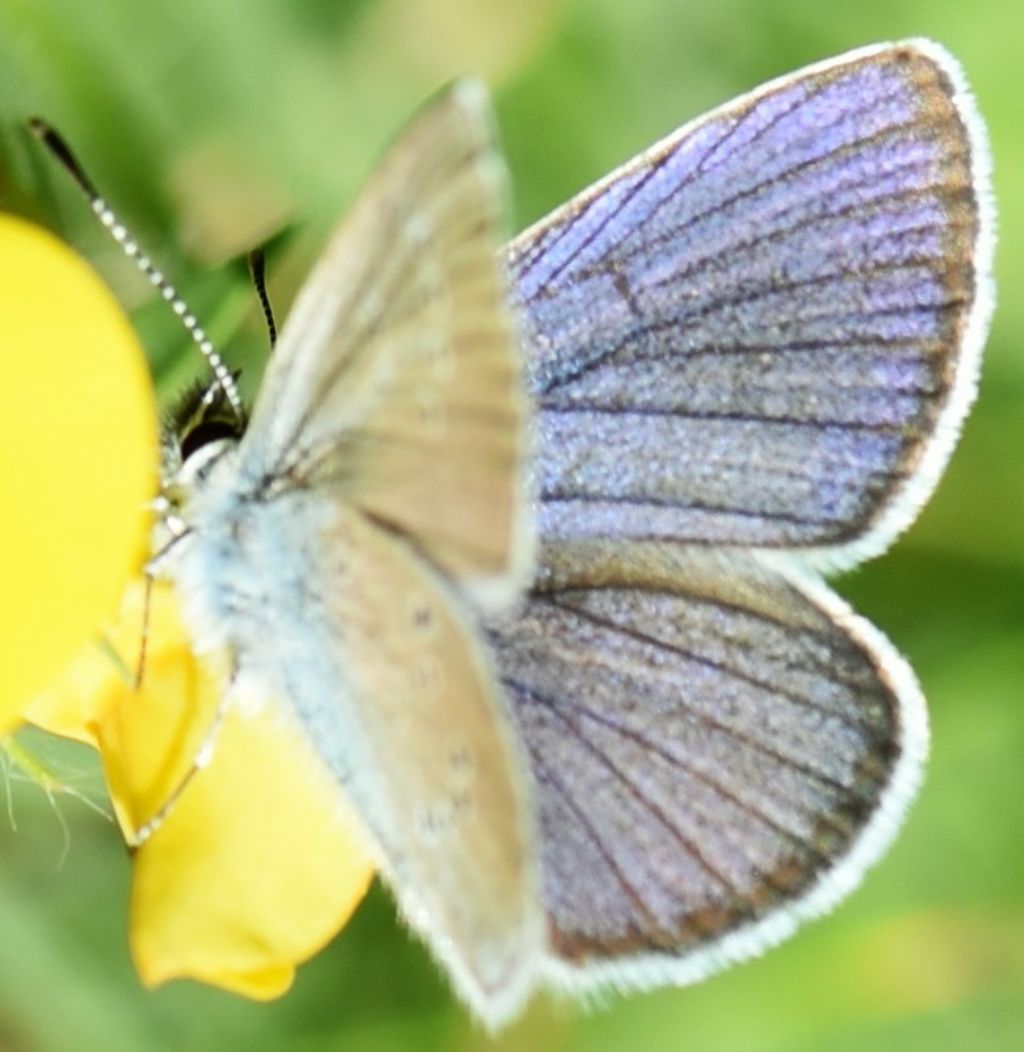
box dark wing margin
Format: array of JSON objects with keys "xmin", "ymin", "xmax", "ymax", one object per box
[
  {"xmin": 506, "ymin": 40, "xmax": 993, "ymax": 569},
  {"xmin": 486, "ymin": 542, "xmax": 927, "ymax": 993}
]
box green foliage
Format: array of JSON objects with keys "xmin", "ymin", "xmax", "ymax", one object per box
[{"xmin": 1, "ymin": 0, "xmax": 1021, "ymax": 1048}]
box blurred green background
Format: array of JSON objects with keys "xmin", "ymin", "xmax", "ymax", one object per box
[{"xmin": 1, "ymin": 0, "xmax": 1022, "ymax": 1049}]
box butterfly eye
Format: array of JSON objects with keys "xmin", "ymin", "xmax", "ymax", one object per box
[
  {"xmin": 167, "ymin": 377, "xmax": 247, "ymax": 469},
  {"xmin": 179, "ymin": 417, "xmax": 241, "ymax": 463}
]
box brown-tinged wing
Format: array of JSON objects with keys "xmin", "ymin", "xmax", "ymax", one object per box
[
  {"xmin": 241, "ymin": 80, "xmax": 531, "ymax": 610},
  {"xmin": 298, "ymin": 505, "xmax": 542, "ymax": 1026}
]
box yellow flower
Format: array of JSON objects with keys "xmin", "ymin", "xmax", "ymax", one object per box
[
  {"xmin": 7, "ymin": 213, "xmax": 374, "ymax": 997},
  {"xmin": 0, "ymin": 214, "xmax": 156, "ymax": 729},
  {"xmin": 32, "ymin": 580, "xmax": 375, "ymax": 998}
]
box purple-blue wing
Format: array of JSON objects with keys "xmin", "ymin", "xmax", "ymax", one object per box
[
  {"xmin": 486, "ymin": 542, "xmax": 926, "ymax": 993},
  {"xmin": 507, "ymin": 41, "xmax": 992, "ymax": 569}
]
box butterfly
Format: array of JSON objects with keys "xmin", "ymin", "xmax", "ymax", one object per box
[
  {"xmin": 33, "ymin": 36, "xmax": 992, "ymax": 1030},
  {"xmin": 35, "ymin": 82, "xmax": 542, "ymax": 1018}
]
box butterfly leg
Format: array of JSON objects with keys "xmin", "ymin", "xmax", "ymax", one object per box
[{"xmin": 126, "ymin": 655, "xmax": 239, "ymax": 849}]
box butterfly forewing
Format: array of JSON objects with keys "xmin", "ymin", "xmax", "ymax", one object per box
[
  {"xmin": 487, "ymin": 541, "xmax": 925, "ymax": 991},
  {"xmin": 507, "ymin": 41, "xmax": 991, "ymax": 568},
  {"xmin": 242, "ymin": 80, "xmax": 532, "ymax": 608}
]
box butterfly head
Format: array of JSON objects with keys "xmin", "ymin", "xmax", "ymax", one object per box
[{"xmin": 154, "ymin": 380, "xmax": 248, "ymax": 538}]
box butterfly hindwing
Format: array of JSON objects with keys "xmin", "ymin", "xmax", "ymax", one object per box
[
  {"xmin": 487, "ymin": 542, "xmax": 925, "ymax": 992},
  {"xmin": 306, "ymin": 506, "xmax": 542, "ymax": 1024}
]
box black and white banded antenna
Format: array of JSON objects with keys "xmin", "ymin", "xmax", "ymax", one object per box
[
  {"xmin": 28, "ymin": 118, "xmax": 244, "ymax": 425},
  {"xmin": 247, "ymin": 247, "xmax": 277, "ymax": 350}
]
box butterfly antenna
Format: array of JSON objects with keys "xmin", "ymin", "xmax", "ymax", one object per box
[
  {"xmin": 28, "ymin": 117, "xmax": 245, "ymax": 425},
  {"xmin": 247, "ymin": 247, "xmax": 277, "ymax": 349}
]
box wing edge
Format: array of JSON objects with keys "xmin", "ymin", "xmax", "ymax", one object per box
[{"xmin": 799, "ymin": 38, "xmax": 996, "ymax": 574}]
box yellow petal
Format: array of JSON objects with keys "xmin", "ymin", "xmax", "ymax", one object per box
[
  {"xmin": 95, "ymin": 581, "xmax": 375, "ymax": 996},
  {"xmin": 0, "ymin": 214, "xmax": 157, "ymax": 730},
  {"xmin": 27, "ymin": 579, "xmax": 166, "ymax": 747}
]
